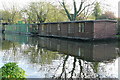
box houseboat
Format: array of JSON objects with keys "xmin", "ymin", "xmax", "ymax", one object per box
[
  {"xmin": 38, "ymin": 20, "xmax": 117, "ymax": 40},
  {"xmin": 0, "ymin": 20, "xmax": 117, "ymax": 40}
]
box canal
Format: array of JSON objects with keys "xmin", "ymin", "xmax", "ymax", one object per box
[{"xmin": 0, "ymin": 33, "xmax": 119, "ymax": 79}]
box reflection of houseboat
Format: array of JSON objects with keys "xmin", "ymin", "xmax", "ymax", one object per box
[
  {"xmin": 37, "ymin": 38, "xmax": 118, "ymax": 62},
  {"xmin": 0, "ymin": 20, "xmax": 117, "ymax": 40},
  {"xmin": 1, "ymin": 34, "xmax": 119, "ymax": 62}
]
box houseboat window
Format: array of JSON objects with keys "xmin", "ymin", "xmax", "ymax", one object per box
[
  {"xmin": 46, "ymin": 25, "xmax": 48, "ymax": 32},
  {"xmin": 79, "ymin": 23, "xmax": 85, "ymax": 32},
  {"xmin": 42, "ymin": 25, "xmax": 44, "ymax": 31},
  {"xmin": 30, "ymin": 25, "xmax": 32, "ymax": 28},
  {"xmin": 78, "ymin": 23, "xmax": 81, "ymax": 32},
  {"xmin": 78, "ymin": 48, "xmax": 81, "ymax": 56},
  {"xmin": 27, "ymin": 26, "xmax": 29, "ymax": 32},
  {"xmin": 81, "ymin": 23, "xmax": 85, "ymax": 32},
  {"xmin": 58, "ymin": 24, "xmax": 60, "ymax": 31},
  {"xmin": 68, "ymin": 24, "xmax": 71, "ymax": 33},
  {"xmin": 14, "ymin": 26, "xmax": 16, "ymax": 30},
  {"xmin": 50, "ymin": 24, "xmax": 51, "ymax": 32},
  {"xmin": 36, "ymin": 25, "xmax": 39, "ymax": 30},
  {"xmin": 57, "ymin": 44, "xmax": 60, "ymax": 51}
]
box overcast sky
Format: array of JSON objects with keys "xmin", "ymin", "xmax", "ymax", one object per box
[{"xmin": 0, "ymin": 0, "xmax": 119, "ymax": 17}]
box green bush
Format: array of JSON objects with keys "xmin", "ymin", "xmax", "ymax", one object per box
[{"xmin": 0, "ymin": 62, "xmax": 26, "ymax": 79}]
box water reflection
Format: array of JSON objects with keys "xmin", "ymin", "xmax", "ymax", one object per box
[
  {"xmin": 0, "ymin": 34, "xmax": 119, "ymax": 79},
  {"xmin": 37, "ymin": 37, "xmax": 119, "ymax": 62}
]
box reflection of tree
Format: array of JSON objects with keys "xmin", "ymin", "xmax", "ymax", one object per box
[
  {"xmin": 2, "ymin": 39, "xmax": 61, "ymax": 65},
  {"xmin": 92, "ymin": 62, "xmax": 99, "ymax": 73},
  {"xmin": 23, "ymin": 44, "xmax": 61, "ymax": 64},
  {"xmin": 78, "ymin": 59, "xmax": 84, "ymax": 78},
  {"xmin": 70, "ymin": 57, "xmax": 76, "ymax": 78},
  {"xmin": 54, "ymin": 55, "xmax": 116, "ymax": 79},
  {"xmin": 59, "ymin": 55, "xmax": 69, "ymax": 78},
  {"xmin": 2, "ymin": 40, "xmax": 19, "ymax": 50},
  {"xmin": 2, "ymin": 41, "xmax": 21, "ymax": 62}
]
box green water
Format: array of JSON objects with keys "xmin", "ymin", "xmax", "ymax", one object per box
[{"xmin": 0, "ymin": 34, "xmax": 119, "ymax": 79}]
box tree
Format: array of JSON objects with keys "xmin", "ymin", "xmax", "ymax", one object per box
[
  {"xmin": 99, "ymin": 11, "xmax": 116, "ymax": 20},
  {"xmin": 93, "ymin": 2, "xmax": 102, "ymax": 20},
  {"xmin": 1, "ymin": 5, "xmax": 22, "ymax": 24},
  {"xmin": 22, "ymin": 2, "xmax": 50, "ymax": 23},
  {"xmin": 22, "ymin": 2, "xmax": 68, "ymax": 23},
  {"xmin": 59, "ymin": 0, "xmax": 95, "ymax": 21},
  {"xmin": 45, "ymin": 5, "xmax": 68, "ymax": 22}
]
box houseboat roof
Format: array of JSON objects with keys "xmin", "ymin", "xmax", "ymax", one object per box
[
  {"xmin": 39, "ymin": 20, "xmax": 117, "ymax": 25},
  {"xmin": 2, "ymin": 20, "xmax": 117, "ymax": 25}
]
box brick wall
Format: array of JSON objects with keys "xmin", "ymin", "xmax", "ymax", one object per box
[{"xmin": 94, "ymin": 21, "xmax": 117, "ymax": 39}]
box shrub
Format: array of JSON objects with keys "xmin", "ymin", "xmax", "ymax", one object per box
[{"xmin": 0, "ymin": 62, "xmax": 26, "ymax": 79}]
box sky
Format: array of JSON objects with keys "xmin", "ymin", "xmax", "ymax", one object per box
[{"xmin": 0, "ymin": 0, "xmax": 119, "ymax": 17}]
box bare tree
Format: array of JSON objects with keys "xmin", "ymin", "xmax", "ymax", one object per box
[{"xmin": 59, "ymin": 0, "xmax": 96, "ymax": 21}]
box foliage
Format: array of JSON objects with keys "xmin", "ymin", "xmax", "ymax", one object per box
[
  {"xmin": 92, "ymin": 2, "xmax": 102, "ymax": 20},
  {"xmin": 2, "ymin": 41, "xmax": 13, "ymax": 50},
  {"xmin": 0, "ymin": 5, "xmax": 22, "ymax": 24},
  {"xmin": 0, "ymin": 0, "xmax": 116, "ymax": 23},
  {"xmin": 76, "ymin": 13, "xmax": 94, "ymax": 20},
  {"xmin": 22, "ymin": 2, "xmax": 68, "ymax": 23},
  {"xmin": 92, "ymin": 62, "xmax": 99, "ymax": 73},
  {"xmin": 0, "ymin": 1, "xmax": 68, "ymax": 24},
  {"xmin": 22, "ymin": 2, "xmax": 49, "ymax": 23},
  {"xmin": 0, "ymin": 62, "xmax": 26, "ymax": 79},
  {"xmin": 24, "ymin": 45, "xmax": 60, "ymax": 64},
  {"xmin": 1, "ymin": 39, "xmax": 20, "ymax": 50},
  {"xmin": 0, "ymin": 0, "xmax": 96, "ymax": 23},
  {"xmin": 45, "ymin": 5, "xmax": 68, "ymax": 22},
  {"xmin": 99, "ymin": 11, "xmax": 116, "ymax": 20}
]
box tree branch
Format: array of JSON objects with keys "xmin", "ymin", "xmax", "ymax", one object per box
[
  {"xmin": 77, "ymin": 1, "xmax": 84, "ymax": 14},
  {"xmin": 73, "ymin": 0, "xmax": 77, "ymax": 20},
  {"xmin": 61, "ymin": 1, "xmax": 72, "ymax": 21},
  {"xmin": 77, "ymin": 1, "xmax": 95, "ymax": 16}
]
